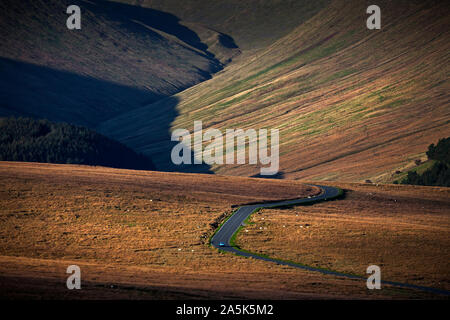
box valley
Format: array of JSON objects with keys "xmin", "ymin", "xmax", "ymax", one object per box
[{"xmin": 0, "ymin": 0, "xmax": 448, "ymax": 302}]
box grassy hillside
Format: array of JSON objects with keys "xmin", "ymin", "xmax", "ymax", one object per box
[
  {"xmin": 0, "ymin": 117, "xmax": 154, "ymax": 170},
  {"xmin": 101, "ymin": 0, "xmax": 450, "ymax": 182},
  {"xmin": 0, "ymin": 0, "xmax": 223, "ymax": 126}
]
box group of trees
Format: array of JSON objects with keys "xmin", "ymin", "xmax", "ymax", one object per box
[
  {"xmin": 0, "ymin": 117, "xmax": 155, "ymax": 170},
  {"xmin": 400, "ymin": 137, "xmax": 450, "ymax": 187}
]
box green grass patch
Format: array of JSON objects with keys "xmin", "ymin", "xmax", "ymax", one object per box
[
  {"xmin": 393, "ymin": 160, "xmax": 436, "ymax": 184},
  {"xmin": 320, "ymin": 68, "xmax": 357, "ymax": 84}
]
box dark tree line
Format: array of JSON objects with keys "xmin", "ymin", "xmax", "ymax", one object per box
[
  {"xmin": 0, "ymin": 117, "xmax": 155, "ymax": 170},
  {"xmin": 427, "ymin": 137, "xmax": 450, "ymax": 165},
  {"xmin": 400, "ymin": 137, "xmax": 450, "ymax": 187}
]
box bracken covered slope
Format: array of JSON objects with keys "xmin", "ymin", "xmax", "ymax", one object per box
[{"xmin": 100, "ymin": 0, "xmax": 450, "ymax": 182}]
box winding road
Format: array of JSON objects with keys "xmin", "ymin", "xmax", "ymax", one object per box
[{"xmin": 211, "ymin": 184, "xmax": 450, "ymax": 296}]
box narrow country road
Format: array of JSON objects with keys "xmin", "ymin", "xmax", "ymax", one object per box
[{"xmin": 211, "ymin": 185, "xmax": 450, "ymax": 296}]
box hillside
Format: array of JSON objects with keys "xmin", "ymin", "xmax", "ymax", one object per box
[
  {"xmin": 120, "ymin": 0, "xmax": 330, "ymax": 51},
  {"xmin": 0, "ymin": 0, "xmax": 225, "ymax": 126},
  {"xmin": 100, "ymin": 0, "xmax": 450, "ymax": 182},
  {"xmin": 0, "ymin": 117, "xmax": 154, "ymax": 170}
]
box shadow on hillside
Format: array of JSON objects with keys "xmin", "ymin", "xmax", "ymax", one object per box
[
  {"xmin": 0, "ymin": 0, "xmax": 229, "ymax": 174},
  {"xmin": 216, "ymin": 32, "xmax": 239, "ymax": 49},
  {"xmin": 81, "ymin": 0, "xmax": 211, "ymax": 55},
  {"xmin": 98, "ymin": 95, "xmax": 213, "ymax": 174},
  {"xmin": 0, "ymin": 57, "xmax": 162, "ymax": 127},
  {"xmin": 0, "ymin": 57, "xmax": 213, "ymax": 173}
]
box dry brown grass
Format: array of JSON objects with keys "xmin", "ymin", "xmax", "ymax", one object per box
[
  {"xmin": 0, "ymin": 162, "xmax": 318, "ymax": 266},
  {"xmin": 236, "ymin": 182, "xmax": 450, "ymax": 291},
  {"xmin": 0, "ymin": 162, "xmax": 444, "ymax": 299}
]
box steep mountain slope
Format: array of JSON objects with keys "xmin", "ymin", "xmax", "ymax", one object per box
[
  {"xmin": 100, "ymin": 0, "xmax": 450, "ymax": 182},
  {"xmin": 120, "ymin": 0, "xmax": 330, "ymax": 51},
  {"xmin": 0, "ymin": 0, "xmax": 223, "ymax": 126}
]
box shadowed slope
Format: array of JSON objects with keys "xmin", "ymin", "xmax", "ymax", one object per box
[
  {"xmin": 0, "ymin": 59, "xmax": 212, "ymax": 173},
  {"xmin": 0, "ymin": 58, "xmax": 158, "ymax": 126},
  {"xmin": 0, "ymin": 0, "xmax": 224, "ymax": 125},
  {"xmin": 121, "ymin": 0, "xmax": 331, "ymax": 50},
  {"xmin": 82, "ymin": 0, "xmax": 209, "ymax": 53},
  {"xmin": 98, "ymin": 96, "xmax": 212, "ymax": 173}
]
